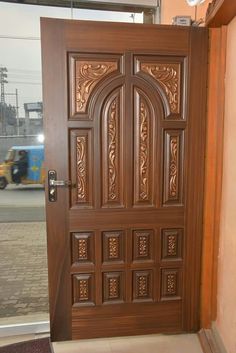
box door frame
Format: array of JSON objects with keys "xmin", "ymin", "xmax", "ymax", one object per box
[
  {"xmin": 201, "ymin": 0, "xmax": 236, "ymax": 328},
  {"xmin": 200, "ymin": 26, "xmax": 227, "ymax": 329}
]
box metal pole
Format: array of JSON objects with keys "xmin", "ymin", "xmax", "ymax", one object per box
[
  {"xmin": 0, "ymin": 67, "xmax": 8, "ymax": 136},
  {"xmin": 15, "ymin": 89, "xmax": 20, "ymax": 136}
]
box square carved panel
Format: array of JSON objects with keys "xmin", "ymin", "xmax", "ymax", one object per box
[
  {"xmin": 161, "ymin": 269, "xmax": 181, "ymax": 300},
  {"xmin": 161, "ymin": 229, "xmax": 183, "ymax": 261},
  {"xmin": 103, "ymin": 272, "xmax": 124, "ymax": 303},
  {"xmin": 72, "ymin": 232, "xmax": 94, "ymax": 264},
  {"xmin": 133, "ymin": 270, "xmax": 153, "ymax": 302},
  {"xmin": 72, "ymin": 273, "xmax": 95, "ymax": 306},
  {"xmin": 133, "ymin": 230, "xmax": 154, "ymax": 262},
  {"xmin": 68, "ymin": 53, "xmax": 122, "ymax": 119},
  {"xmin": 102, "ymin": 231, "xmax": 124, "ymax": 263}
]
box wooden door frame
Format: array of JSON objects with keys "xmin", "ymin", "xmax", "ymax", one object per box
[
  {"xmin": 200, "ymin": 25, "xmax": 227, "ymax": 328},
  {"xmin": 200, "ymin": 0, "xmax": 236, "ymax": 328}
]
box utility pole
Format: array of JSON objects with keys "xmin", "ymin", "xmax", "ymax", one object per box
[
  {"xmin": 15, "ymin": 89, "xmax": 19, "ymax": 136},
  {"xmin": 0, "ymin": 67, "xmax": 8, "ymax": 135}
]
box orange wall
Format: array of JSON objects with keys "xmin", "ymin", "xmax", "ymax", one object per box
[
  {"xmin": 161, "ymin": 0, "xmax": 211, "ymax": 24},
  {"xmin": 215, "ymin": 16, "xmax": 236, "ymax": 353}
]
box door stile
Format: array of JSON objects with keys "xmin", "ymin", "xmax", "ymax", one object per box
[
  {"xmin": 41, "ymin": 19, "xmax": 72, "ymax": 340},
  {"xmin": 183, "ymin": 27, "xmax": 208, "ymax": 331}
]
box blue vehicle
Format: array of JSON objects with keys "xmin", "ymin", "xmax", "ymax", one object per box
[{"xmin": 0, "ymin": 145, "xmax": 45, "ymax": 189}]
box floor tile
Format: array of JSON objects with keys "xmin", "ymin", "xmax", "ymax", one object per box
[{"xmin": 52, "ymin": 334, "xmax": 203, "ymax": 353}]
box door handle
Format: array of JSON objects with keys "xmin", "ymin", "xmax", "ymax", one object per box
[
  {"xmin": 48, "ymin": 170, "xmax": 75, "ymax": 202},
  {"xmin": 49, "ymin": 179, "xmax": 72, "ymax": 187}
]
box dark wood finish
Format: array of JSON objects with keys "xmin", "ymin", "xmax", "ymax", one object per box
[
  {"xmin": 72, "ymin": 302, "xmax": 182, "ymax": 339},
  {"xmin": 41, "ymin": 18, "xmax": 208, "ymax": 341},
  {"xmin": 183, "ymin": 25, "xmax": 208, "ymax": 332},
  {"xmin": 201, "ymin": 27, "xmax": 227, "ymax": 328},
  {"xmin": 41, "ymin": 20, "xmax": 71, "ymax": 341},
  {"xmin": 206, "ymin": 0, "xmax": 236, "ymax": 27}
]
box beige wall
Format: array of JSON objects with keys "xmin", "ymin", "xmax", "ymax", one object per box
[
  {"xmin": 215, "ymin": 16, "xmax": 236, "ymax": 353},
  {"xmin": 161, "ymin": 0, "xmax": 210, "ymax": 24}
]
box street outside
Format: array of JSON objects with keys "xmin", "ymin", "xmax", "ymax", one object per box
[
  {"xmin": 0, "ymin": 184, "xmax": 45, "ymax": 222},
  {"xmin": 0, "ymin": 185, "xmax": 49, "ymax": 323}
]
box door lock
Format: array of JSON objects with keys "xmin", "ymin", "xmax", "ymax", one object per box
[{"xmin": 48, "ymin": 170, "xmax": 75, "ymax": 202}]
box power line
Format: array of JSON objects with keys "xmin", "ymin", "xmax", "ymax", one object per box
[
  {"xmin": 7, "ymin": 81, "xmax": 42, "ymax": 85},
  {"xmin": 0, "ymin": 35, "xmax": 40, "ymax": 40},
  {"xmin": 6, "ymin": 68, "xmax": 41, "ymax": 73}
]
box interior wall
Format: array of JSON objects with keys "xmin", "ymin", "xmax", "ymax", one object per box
[
  {"xmin": 161, "ymin": 0, "xmax": 211, "ymax": 25},
  {"xmin": 215, "ymin": 16, "xmax": 236, "ymax": 353}
]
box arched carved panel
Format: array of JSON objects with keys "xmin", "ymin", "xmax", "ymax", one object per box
[
  {"xmin": 133, "ymin": 88, "xmax": 154, "ymax": 207},
  {"xmin": 101, "ymin": 88, "xmax": 124, "ymax": 208}
]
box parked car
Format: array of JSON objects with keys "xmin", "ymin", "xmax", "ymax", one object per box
[{"xmin": 0, "ymin": 145, "xmax": 45, "ymax": 189}]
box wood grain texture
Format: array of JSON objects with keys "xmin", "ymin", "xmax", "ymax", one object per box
[
  {"xmin": 72, "ymin": 302, "xmax": 182, "ymax": 339},
  {"xmin": 41, "ymin": 19, "xmax": 71, "ymax": 341},
  {"xmin": 183, "ymin": 26, "xmax": 208, "ymax": 332},
  {"xmin": 201, "ymin": 27, "xmax": 227, "ymax": 328},
  {"xmin": 41, "ymin": 18, "xmax": 208, "ymax": 341}
]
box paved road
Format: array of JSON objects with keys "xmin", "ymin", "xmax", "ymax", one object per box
[{"xmin": 0, "ymin": 185, "xmax": 45, "ymax": 222}]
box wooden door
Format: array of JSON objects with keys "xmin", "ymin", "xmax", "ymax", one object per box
[{"xmin": 41, "ymin": 19, "xmax": 208, "ymax": 341}]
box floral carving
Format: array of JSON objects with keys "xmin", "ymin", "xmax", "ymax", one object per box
[
  {"xmin": 138, "ymin": 235, "xmax": 148, "ymax": 257},
  {"xmin": 141, "ymin": 62, "xmax": 180, "ymax": 114},
  {"xmin": 79, "ymin": 279, "xmax": 89, "ymax": 300},
  {"xmin": 139, "ymin": 99, "xmax": 149, "ymax": 201},
  {"xmin": 167, "ymin": 274, "xmax": 176, "ymax": 294},
  {"xmin": 138, "ymin": 275, "xmax": 148, "ymax": 297},
  {"xmin": 75, "ymin": 60, "xmax": 117, "ymax": 113},
  {"xmin": 169, "ymin": 137, "xmax": 178, "ymax": 197},
  {"xmin": 77, "ymin": 136, "xmax": 87, "ymax": 202},
  {"xmin": 108, "ymin": 98, "xmax": 118, "ymax": 201},
  {"xmin": 78, "ymin": 239, "xmax": 87, "ymax": 260},
  {"xmin": 167, "ymin": 235, "xmax": 177, "ymax": 256},
  {"xmin": 108, "ymin": 237, "xmax": 119, "ymax": 259},
  {"xmin": 108, "ymin": 278, "xmax": 118, "ymax": 298}
]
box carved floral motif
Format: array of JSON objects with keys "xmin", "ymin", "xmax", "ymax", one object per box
[
  {"xmin": 167, "ymin": 274, "xmax": 176, "ymax": 294},
  {"xmin": 77, "ymin": 136, "xmax": 87, "ymax": 202},
  {"xmin": 138, "ymin": 275, "xmax": 148, "ymax": 297},
  {"xmin": 79, "ymin": 279, "xmax": 89, "ymax": 300},
  {"xmin": 140, "ymin": 62, "xmax": 180, "ymax": 114},
  {"xmin": 108, "ymin": 278, "xmax": 118, "ymax": 298},
  {"xmin": 138, "ymin": 235, "xmax": 148, "ymax": 257},
  {"xmin": 169, "ymin": 137, "xmax": 178, "ymax": 197},
  {"xmin": 108, "ymin": 98, "xmax": 118, "ymax": 201},
  {"xmin": 167, "ymin": 235, "xmax": 177, "ymax": 256},
  {"xmin": 75, "ymin": 60, "xmax": 117, "ymax": 113},
  {"xmin": 139, "ymin": 99, "xmax": 149, "ymax": 201},
  {"xmin": 78, "ymin": 239, "xmax": 87, "ymax": 260},
  {"xmin": 108, "ymin": 237, "xmax": 119, "ymax": 259}
]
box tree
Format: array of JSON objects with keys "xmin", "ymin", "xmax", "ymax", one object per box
[{"xmin": 0, "ymin": 102, "xmax": 16, "ymax": 126}]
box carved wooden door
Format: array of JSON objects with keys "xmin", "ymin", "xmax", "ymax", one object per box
[{"xmin": 41, "ymin": 19, "xmax": 208, "ymax": 341}]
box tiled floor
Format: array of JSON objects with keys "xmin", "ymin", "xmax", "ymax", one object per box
[
  {"xmin": 0, "ymin": 222, "xmax": 49, "ymax": 320},
  {"xmin": 0, "ymin": 334, "xmax": 204, "ymax": 353}
]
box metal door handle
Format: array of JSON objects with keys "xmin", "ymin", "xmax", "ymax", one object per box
[
  {"xmin": 49, "ymin": 179, "xmax": 72, "ymax": 187},
  {"xmin": 48, "ymin": 170, "xmax": 75, "ymax": 202}
]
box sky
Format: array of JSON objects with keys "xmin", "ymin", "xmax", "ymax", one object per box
[{"xmin": 0, "ymin": 2, "xmax": 143, "ymax": 118}]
